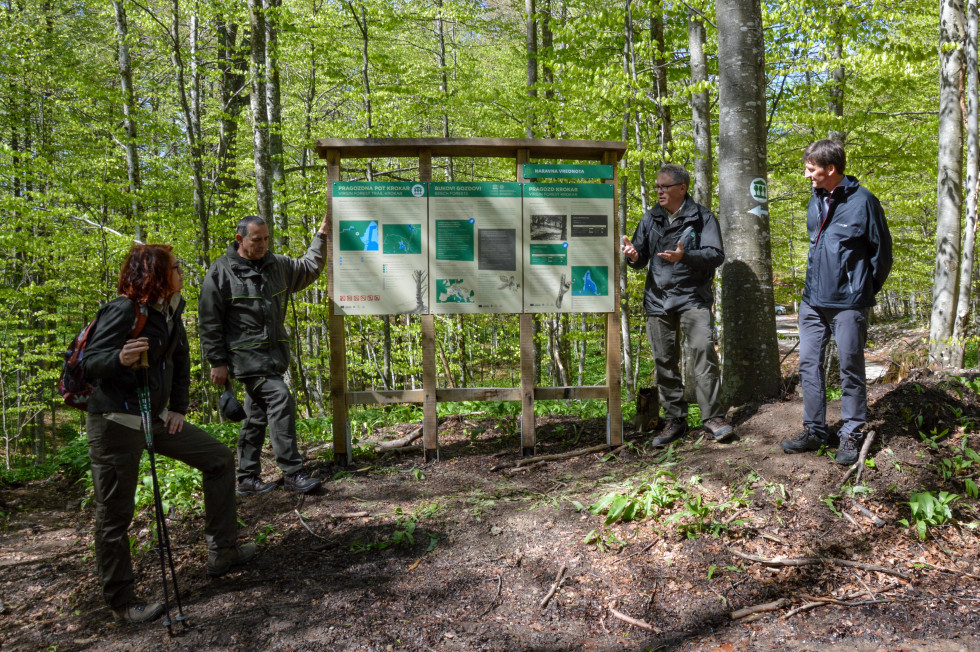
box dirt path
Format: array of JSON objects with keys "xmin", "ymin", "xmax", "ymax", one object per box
[{"xmin": 2, "ymin": 371, "xmax": 979, "ymax": 651}]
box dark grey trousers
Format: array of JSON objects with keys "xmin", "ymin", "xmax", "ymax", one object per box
[
  {"xmin": 645, "ymin": 307, "xmax": 724, "ymax": 421},
  {"xmin": 238, "ymin": 375, "xmax": 302, "ymax": 480},
  {"xmin": 86, "ymin": 415, "xmax": 237, "ymax": 609},
  {"xmin": 798, "ymin": 301, "xmax": 869, "ymax": 440}
]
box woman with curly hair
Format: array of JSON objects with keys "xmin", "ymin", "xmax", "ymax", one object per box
[{"xmin": 82, "ymin": 244, "xmax": 254, "ymax": 624}]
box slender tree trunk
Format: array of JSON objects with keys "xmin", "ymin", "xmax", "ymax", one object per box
[
  {"xmin": 436, "ymin": 0, "xmax": 453, "ymax": 178},
  {"xmin": 953, "ymin": 0, "xmax": 978, "ymax": 368},
  {"xmin": 828, "ymin": 15, "xmax": 846, "ymax": 143},
  {"xmin": 215, "ymin": 20, "xmax": 248, "ymax": 243},
  {"xmin": 624, "ymin": 0, "xmax": 649, "ymax": 211},
  {"xmin": 168, "ymin": 0, "xmax": 208, "ymax": 264},
  {"xmin": 248, "ymin": 0, "xmax": 273, "ymax": 224},
  {"xmin": 931, "ymin": 0, "xmax": 966, "ymax": 367},
  {"xmin": 111, "ymin": 0, "xmax": 143, "ymax": 241},
  {"xmin": 264, "ymin": 0, "xmax": 286, "ymax": 247},
  {"xmin": 688, "ymin": 4, "xmax": 712, "ymax": 209},
  {"xmin": 525, "ymin": 0, "xmax": 537, "ymax": 138},
  {"xmin": 716, "ymin": 0, "xmax": 780, "ymax": 404},
  {"xmin": 650, "ymin": 0, "xmax": 672, "ymax": 159}
]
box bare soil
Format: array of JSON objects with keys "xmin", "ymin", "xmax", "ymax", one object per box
[{"xmin": 3, "ymin": 360, "xmax": 980, "ymax": 650}]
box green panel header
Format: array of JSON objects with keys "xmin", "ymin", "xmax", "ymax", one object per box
[
  {"xmin": 523, "ymin": 183, "xmax": 615, "ymax": 199},
  {"xmin": 430, "ymin": 182, "xmax": 522, "ymax": 198},
  {"xmin": 522, "ymin": 164, "xmax": 614, "ymax": 180},
  {"xmin": 333, "ymin": 181, "xmax": 428, "ymax": 198}
]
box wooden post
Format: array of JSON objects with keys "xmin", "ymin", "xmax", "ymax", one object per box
[
  {"xmin": 419, "ymin": 148, "xmax": 439, "ymax": 462},
  {"xmin": 517, "ymin": 149, "xmax": 536, "ymax": 456},
  {"xmin": 604, "ymin": 150, "xmax": 623, "ymax": 445},
  {"xmin": 326, "ymin": 149, "xmax": 352, "ymax": 465}
]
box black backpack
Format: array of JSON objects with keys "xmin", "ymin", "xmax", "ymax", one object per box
[{"xmin": 58, "ymin": 301, "xmax": 147, "ymax": 411}]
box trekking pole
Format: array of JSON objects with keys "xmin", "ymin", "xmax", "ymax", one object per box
[{"xmin": 134, "ymin": 339, "xmax": 188, "ymax": 634}]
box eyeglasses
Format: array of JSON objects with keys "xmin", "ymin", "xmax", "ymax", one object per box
[{"xmin": 655, "ymin": 183, "xmax": 684, "ymax": 193}]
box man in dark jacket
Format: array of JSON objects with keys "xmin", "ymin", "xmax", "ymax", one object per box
[
  {"xmin": 199, "ymin": 215, "xmax": 328, "ymax": 495},
  {"xmin": 781, "ymin": 139, "xmax": 892, "ymax": 465},
  {"xmin": 621, "ymin": 164, "xmax": 734, "ymax": 447}
]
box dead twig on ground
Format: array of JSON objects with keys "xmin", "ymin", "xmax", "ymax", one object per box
[
  {"xmin": 479, "ymin": 575, "xmax": 502, "ymax": 617},
  {"xmin": 377, "ymin": 426, "xmax": 423, "ymax": 450},
  {"xmin": 490, "ymin": 443, "xmax": 611, "ymax": 471},
  {"xmin": 613, "ymin": 541, "xmax": 656, "ymax": 565},
  {"xmin": 608, "ymin": 601, "xmax": 655, "ymax": 631},
  {"xmin": 295, "ymin": 509, "xmax": 329, "ymax": 540},
  {"xmin": 327, "ymin": 511, "xmax": 370, "ymax": 520},
  {"xmin": 730, "ymin": 598, "xmax": 790, "ymax": 620},
  {"xmin": 849, "ymin": 500, "xmax": 887, "ymax": 527},
  {"xmin": 839, "ymin": 430, "xmax": 876, "ymax": 488},
  {"xmin": 540, "ymin": 564, "xmax": 567, "ymax": 609},
  {"xmin": 729, "ymin": 548, "xmax": 910, "ymax": 580}
]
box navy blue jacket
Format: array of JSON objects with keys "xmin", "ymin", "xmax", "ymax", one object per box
[
  {"xmin": 802, "ymin": 176, "xmax": 892, "ymax": 309},
  {"xmin": 626, "ymin": 197, "xmax": 725, "ymax": 315}
]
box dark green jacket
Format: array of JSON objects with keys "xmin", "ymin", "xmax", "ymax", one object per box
[
  {"xmin": 83, "ymin": 296, "xmax": 190, "ymax": 416},
  {"xmin": 198, "ymin": 235, "xmax": 326, "ymax": 379}
]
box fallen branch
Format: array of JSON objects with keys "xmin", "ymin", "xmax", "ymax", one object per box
[
  {"xmin": 608, "ymin": 602, "xmax": 655, "ymax": 631},
  {"xmin": 377, "ymin": 425, "xmax": 423, "ymax": 450},
  {"xmin": 295, "ymin": 509, "xmax": 329, "ymax": 540},
  {"xmin": 539, "ymin": 564, "xmax": 567, "ymax": 609},
  {"xmin": 729, "ymin": 549, "xmax": 910, "ymax": 580},
  {"xmin": 839, "ymin": 430, "xmax": 876, "ymax": 488},
  {"xmin": 730, "ymin": 598, "xmax": 790, "ymax": 620},
  {"xmin": 849, "ymin": 500, "xmax": 887, "ymax": 527},
  {"xmin": 490, "ymin": 443, "xmax": 611, "ymax": 471},
  {"xmin": 783, "ymin": 601, "xmax": 824, "ymax": 618},
  {"xmin": 326, "ymin": 511, "xmax": 370, "ymax": 520}
]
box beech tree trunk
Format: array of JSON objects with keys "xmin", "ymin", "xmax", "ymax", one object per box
[
  {"xmin": 264, "ymin": 0, "xmax": 286, "ymax": 247},
  {"xmin": 931, "ymin": 0, "xmax": 965, "ymax": 367},
  {"xmin": 953, "ymin": 0, "xmax": 978, "ymax": 367},
  {"xmin": 688, "ymin": 4, "xmax": 712, "ymax": 209},
  {"xmin": 716, "ymin": 0, "xmax": 780, "ymax": 404},
  {"xmin": 111, "ymin": 0, "xmax": 142, "ymax": 241},
  {"xmin": 248, "ymin": 0, "xmax": 273, "ymax": 224}
]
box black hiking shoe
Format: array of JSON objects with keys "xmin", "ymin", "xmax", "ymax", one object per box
[
  {"xmin": 781, "ymin": 428, "xmax": 827, "ymax": 454},
  {"xmin": 236, "ymin": 476, "xmax": 276, "ymax": 496},
  {"xmin": 112, "ymin": 600, "xmax": 164, "ymax": 624},
  {"xmin": 703, "ymin": 417, "xmax": 735, "ymax": 443},
  {"xmin": 835, "ymin": 432, "xmax": 865, "ymax": 466},
  {"xmin": 207, "ymin": 542, "xmax": 257, "ymax": 578},
  {"xmin": 284, "ymin": 470, "xmax": 321, "ymax": 494},
  {"xmin": 651, "ymin": 418, "xmax": 688, "ymax": 447}
]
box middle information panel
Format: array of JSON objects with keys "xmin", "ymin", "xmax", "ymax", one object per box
[
  {"xmin": 429, "ymin": 182, "xmax": 524, "ymax": 314},
  {"xmin": 330, "ymin": 180, "xmax": 615, "ymax": 315}
]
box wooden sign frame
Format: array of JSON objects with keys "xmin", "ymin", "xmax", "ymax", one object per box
[{"xmin": 315, "ymin": 138, "xmax": 627, "ymax": 463}]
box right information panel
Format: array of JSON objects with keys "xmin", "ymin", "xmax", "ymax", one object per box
[{"xmin": 522, "ymin": 183, "xmax": 615, "ymax": 313}]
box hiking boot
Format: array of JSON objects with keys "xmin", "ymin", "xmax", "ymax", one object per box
[
  {"xmin": 283, "ymin": 470, "xmax": 321, "ymax": 494},
  {"xmin": 781, "ymin": 427, "xmax": 827, "ymax": 454},
  {"xmin": 111, "ymin": 600, "xmax": 165, "ymax": 624},
  {"xmin": 835, "ymin": 432, "xmax": 865, "ymax": 466},
  {"xmin": 651, "ymin": 417, "xmax": 688, "ymax": 447},
  {"xmin": 236, "ymin": 476, "xmax": 276, "ymax": 496},
  {"xmin": 207, "ymin": 542, "xmax": 257, "ymax": 578},
  {"xmin": 703, "ymin": 417, "xmax": 735, "ymax": 443}
]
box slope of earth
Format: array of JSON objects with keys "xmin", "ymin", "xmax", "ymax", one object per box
[{"xmin": 1, "ymin": 370, "xmax": 979, "ymax": 651}]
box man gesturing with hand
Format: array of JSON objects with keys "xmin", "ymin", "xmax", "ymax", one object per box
[{"xmin": 622, "ymin": 164, "xmax": 733, "ymax": 447}]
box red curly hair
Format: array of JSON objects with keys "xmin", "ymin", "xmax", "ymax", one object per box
[{"xmin": 117, "ymin": 244, "xmax": 176, "ymax": 305}]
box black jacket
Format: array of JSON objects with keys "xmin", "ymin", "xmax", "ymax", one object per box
[
  {"xmin": 802, "ymin": 176, "xmax": 892, "ymax": 309},
  {"xmin": 198, "ymin": 235, "xmax": 326, "ymax": 379},
  {"xmin": 82, "ymin": 296, "xmax": 190, "ymax": 417},
  {"xmin": 626, "ymin": 197, "xmax": 725, "ymax": 316}
]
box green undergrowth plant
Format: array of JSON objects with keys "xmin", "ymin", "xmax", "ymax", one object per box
[
  {"xmin": 900, "ymin": 489, "xmax": 962, "ymax": 541},
  {"xmin": 351, "ymin": 502, "xmax": 441, "ymax": 554}
]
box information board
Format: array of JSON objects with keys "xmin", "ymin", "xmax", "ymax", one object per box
[
  {"xmin": 428, "ymin": 182, "xmax": 523, "ymax": 314},
  {"xmin": 522, "ymin": 183, "xmax": 615, "ymax": 313},
  {"xmin": 332, "ymin": 182, "xmax": 429, "ymax": 315}
]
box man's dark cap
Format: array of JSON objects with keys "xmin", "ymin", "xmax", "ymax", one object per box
[{"xmin": 219, "ymin": 381, "xmax": 247, "ymax": 421}]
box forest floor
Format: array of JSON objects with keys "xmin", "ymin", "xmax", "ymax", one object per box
[{"xmin": 2, "ymin": 322, "xmax": 980, "ymax": 651}]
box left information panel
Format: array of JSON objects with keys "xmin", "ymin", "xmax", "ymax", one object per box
[{"xmin": 332, "ymin": 182, "xmax": 430, "ymax": 315}]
